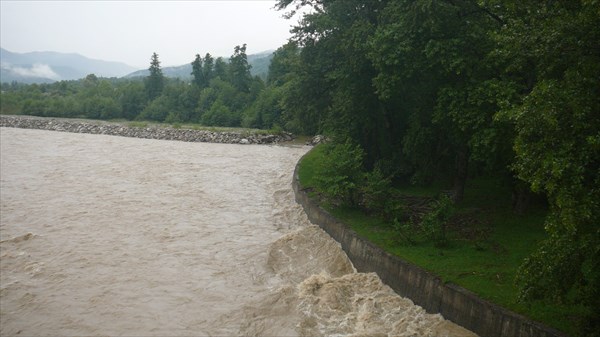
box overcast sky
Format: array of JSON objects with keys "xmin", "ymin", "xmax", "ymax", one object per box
[{"xmin": 1, "ymin": 0, "xmax": 303, "ymax": 69}]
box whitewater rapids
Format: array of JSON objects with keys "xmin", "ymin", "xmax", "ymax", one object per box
[{"xmin": 0, "ymin": 127, "xmax": 475, "ymax": 336}]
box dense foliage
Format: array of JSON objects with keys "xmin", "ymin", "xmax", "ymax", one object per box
[
  {"xmin": 274, "ymin": 0, "xmax": 598, "ymax": 335},
  {"xmin": 1, "ymin": 1, "xmax": 598, "ymax": 334},
  {"xmin": 0, "ymin": 46, "xmax": 287, "ymax": 130}
]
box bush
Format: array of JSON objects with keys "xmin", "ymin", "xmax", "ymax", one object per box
[
  {"xmin": 241, "ymin": 85, "xmax": 284, "ymax": 129},
  {"xmin": 314, "ymin": 140, "xmax": 365, "ymax": 206},
  {"xmin": 516, "ymin": 224, "xmax": 600, "ymax": 336},
  {"xmin": 21, "ymin": 98, "xmax": 47, "ymax": 116},
  {"xmin": 359, "ymin": 164, "xmax": 404, "ymax": 221},
  {"xmin": 137, "ymin": 96, "xmax": 170, "ymax": 121},
  {"xmin": 201, "ymin": 100, "xmax": 241, "ymax": 127},
  {"xmin": 360, "ymin": 166, "xmax": 390, "ymax": 211},
  {"xmin": 420, "ymin": 195, "xmax": 454, "ymax": 247},
  {"xmin": 393, "ymin": 218, "xmax": 417, "ymax": 245}
]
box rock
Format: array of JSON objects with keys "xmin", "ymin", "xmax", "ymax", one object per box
[
  {"xmin": 309, "ymin": 135, "xmax": 328, "ymax": 146},
  {"xmin": 0, "ymin": 115, "xmax": 295, "ymax": 146}
]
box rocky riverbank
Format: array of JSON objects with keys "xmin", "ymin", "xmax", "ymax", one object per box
[{"xmin": 0, "ymin": 115, "xmax": 294, "ymax": 145}]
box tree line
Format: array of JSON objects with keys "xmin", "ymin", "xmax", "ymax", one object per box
[{"xmin": 0, "ymin": 44, "xmax": 287, "ymax": 131}]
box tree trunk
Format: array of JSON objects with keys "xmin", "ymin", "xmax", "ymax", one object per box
[{"xmin": 452, "ymin": 148, "xmax": 469, "ymax": 203}]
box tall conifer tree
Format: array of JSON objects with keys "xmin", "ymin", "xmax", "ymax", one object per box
[{"xmin": 145, "ymin": 52, "xmax": 164, "ymax": 100}]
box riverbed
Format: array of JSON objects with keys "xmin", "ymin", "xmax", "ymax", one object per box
[{"xmin": 0, "ymin": 127, "xmax": 475, "ymax": 336}]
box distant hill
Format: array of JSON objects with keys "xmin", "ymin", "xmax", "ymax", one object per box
[
  {"xmin": 124, "ymin": 50, "xmax": 274, "ymax": 81},
  {"xmin": 247, "ymin": 50, "xmax": 275, "ymax": 79},
  {"xmin": 0, "ymin": 48, "xmax": 138, "ymax": 84},
  {"xmin": 124, "ymin": 63, "xmax": 194, "ymax": 81}
]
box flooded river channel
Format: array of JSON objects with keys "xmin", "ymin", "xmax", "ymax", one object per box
[{"xmin": 0, "ymin": 127, "xmax": 475, "ymax": 336}]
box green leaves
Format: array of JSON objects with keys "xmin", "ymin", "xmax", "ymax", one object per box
[
  {"xmin": 421, "ymin": 195, "xmax": 454, "ymax": 248},
  {"xmin": 314, "ymin": 141, "xmax": 366, "ymax": 206},
  {"xmin": 275, "ymin": 1, "xmax": 599, "ymax": 332},
  {"xmin": 491, "ymin": 1, "xmax": 600, "ymax": 332},
  {"xmin": 228, "ymin": 44, "xmax": 252, "ymax": 93}
]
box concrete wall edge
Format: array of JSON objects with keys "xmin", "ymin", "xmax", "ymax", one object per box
[{"xmin": 292, "ymin": 149, "xmax": 569, "ymax": 337}]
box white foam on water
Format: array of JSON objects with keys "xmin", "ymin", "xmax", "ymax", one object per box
[{"xmin": 0, "ymin": 127, "xmax": 475, "ymax": 336}]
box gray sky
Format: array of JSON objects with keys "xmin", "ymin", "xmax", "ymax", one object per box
[{"xmin": 1, "ymin": 0, "xmax": 302, "ymax": 69}]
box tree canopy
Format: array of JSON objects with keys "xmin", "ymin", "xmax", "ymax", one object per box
[{"xmin": 273, "ymin": 0, "xmax": 599, "ymax": 334}]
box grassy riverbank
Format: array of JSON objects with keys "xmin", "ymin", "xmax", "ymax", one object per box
[{"xmin": 298, "ymin": 145, "xmax": 582, "ymax": 336}]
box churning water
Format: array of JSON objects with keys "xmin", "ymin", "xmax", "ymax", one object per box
[{"xmin": 0, "ymin": 127, "xmax": 475, "ymax": 336}]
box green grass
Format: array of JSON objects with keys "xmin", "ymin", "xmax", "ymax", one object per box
[
  {"xmin": 109, "ymin": 118, "xmax": 293, "ymax": 136},
  {"xmin": 297, "ymin": 143, "xmax": 327, "ymax": 186},
  {"xmin": 127, "ymin": 121, "xmax": 149, "ymax": 128},
  {"xmin": 298, "ymin": 145, "xmax": 578, "ymax": 336}
]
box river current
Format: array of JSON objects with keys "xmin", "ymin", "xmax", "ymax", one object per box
[{"xmin": 0, "ymin": 127, "xmax": 475, "ymax": 336}]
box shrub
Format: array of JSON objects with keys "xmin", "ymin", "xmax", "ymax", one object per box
[
  {"xmin": 138, "ymin": 96, "xmax": 170, "ymax": 121},
  {"xmin": 202, "ymin": 100, "xmax": 241, "ymax": 127},
  {"xmin": 314, "ymin": 140, "xmax": 365, "ymax": 206},
  {"xmin": 359, "ymin": 164, "xmax": 404, "ymax": 221},
  {"xmin": 393, "ymin": 218, "xmax": 417, "ymax": 245},
  {"xmin": 420, "ymin": 195, "xmax": 454, "ymax": 247},
  {"xmin": 516, "ymin": 223, "xmax": 600, "ymax": 335}
]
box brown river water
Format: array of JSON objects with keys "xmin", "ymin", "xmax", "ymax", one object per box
[{"xmin": 0, "ymin": 127, "xmax": 476, "ymax": 336}]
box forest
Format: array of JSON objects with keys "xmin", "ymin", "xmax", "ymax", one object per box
[
  {"xmin": 274, "ymin": 1, "xmax": 598, "ymax": 336},
  {"xmin": 1, "ymin": 0, "xmax": 598, "ymax": 336},
  {"xmin": 0, "ymin": 44, "xmax": 285, "ymax": 130}
]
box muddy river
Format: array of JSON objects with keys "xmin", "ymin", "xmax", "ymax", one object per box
[{"xmin": 0, "ymin": 127, "xmax": 475, "ymax": 336}]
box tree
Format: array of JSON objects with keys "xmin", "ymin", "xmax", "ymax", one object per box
[
  {"xmin": 191, "ymin": 54, "xmax": 206, "ymax": 88},
  {"xmin": 368, "ymin": 0, "xmax": 510, "ymax": 200},
  {"xmin": 229, "ymin": 44, "xmax": 252, "ymax": 92},
  {"xmin": 490, "ymin": 1, "xmax": 600, "ymax": 333},
  {"xmin": 119, "ymin": 81, "xmax": 147, "ymax": 120},
  {"xmin": 242, "ymin": 85, "xmax": 284, "ymax": 129},
  {"xmin": 0, "ymin": 91, "xmax": 23, "ymax": 114},
  {"xmin": 83, "ymin": 73, "xmax": 99, "ymax": 88},
  {"xmin": 201, "ymin": 99, "xmax": 239, "ymax": 127},
  {"xmin": 145, "ymin": 52, "xmax": 164, "ymax": 100},
  {"xmin": 195, "ymin": 70, "xmax": 262, "ymax": 128},
  {"xmin": 202, "ymin": 53, "xmax": 214, "ymax": 84},
  {"xmin": 267, "ymin": 42, "xmax": 299, "ymax": 86},
  {"xmin": 138, "ymin": 95, "xmax": 170, "ymax": 121},
  {"xmin": 77, "ymin": 75, "xmax": 122, "ymax": 120},
  {"xmin": 81, "ymin": 96, "xmax": 121, "ymax": 119},
  {"xmin": 213, "ymin": 57, "xmax": 228, "ymax": 80}
]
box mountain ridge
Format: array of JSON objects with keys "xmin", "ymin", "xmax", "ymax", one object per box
[
  {"xmin": 1, "ymin": 48, "xmax": 275, "ymax": 84},
  {"xmin": 1, "ymin": 48, "xmax": 138, "ymax": 84}
]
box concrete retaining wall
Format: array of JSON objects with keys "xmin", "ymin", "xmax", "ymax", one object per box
[{"xmin": 292, "ymin": 153, "xmax": 568, "ymax": 337}]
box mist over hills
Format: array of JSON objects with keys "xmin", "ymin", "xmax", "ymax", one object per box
[
  {"xmin": 1, "ymin": 48, "xmax": 138, "ymax": 84},
  {"xmin": 1, "ymin": 48, "xmax": 275, "ymax": 84}
]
